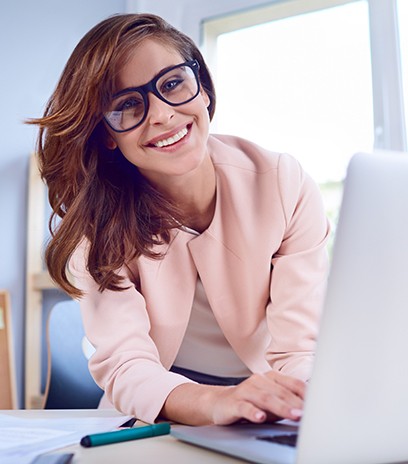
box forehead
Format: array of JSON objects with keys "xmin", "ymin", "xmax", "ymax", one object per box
[{"xmin": 115, "ymin": 38, "xmax": 185, "ymax": 91}]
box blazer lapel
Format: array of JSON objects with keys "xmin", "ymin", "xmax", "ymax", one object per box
[{"xmin": 138, "ymin": 230, "xmax": 198, "ymax": 368}]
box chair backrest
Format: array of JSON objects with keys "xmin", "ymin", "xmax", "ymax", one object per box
[{"xmin": 44, "ymin": 299, "xmax": 104, "ymax": 409}]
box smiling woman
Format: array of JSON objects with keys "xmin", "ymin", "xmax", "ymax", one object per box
[
  {"xmin": 27, "ymin": 13, "xmax": 330, "ymax": 426},
  {"xmin": 103, "ymin": 39, "xmax": 212, "ymax": 188}
]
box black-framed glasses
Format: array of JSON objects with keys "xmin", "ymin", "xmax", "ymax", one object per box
[{"xmin": 104, "ymin": 60, "xmax": 200, "ymax": 133}]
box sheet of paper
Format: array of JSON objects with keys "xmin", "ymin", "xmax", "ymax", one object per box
[
  {"xmin": 0, "ymin": 427, "xmax": 71, "ymax": 449},
  {"xmin": 0, "ymin": 413, "xmax": 132, "ymax": 464}
]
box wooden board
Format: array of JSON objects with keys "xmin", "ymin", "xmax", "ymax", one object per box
[{"xmin": 0, "ymin": 290, "xmax": 17, "ymax": 408}]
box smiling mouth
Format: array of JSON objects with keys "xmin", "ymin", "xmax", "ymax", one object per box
[{"xmin": 153, "ymin": 127, "xmax": 189, "ymax": 148}]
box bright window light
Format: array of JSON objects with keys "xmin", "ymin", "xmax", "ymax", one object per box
[{"xmin": 212, "ymin": 1, "xmax": 374, "ymax": 184}]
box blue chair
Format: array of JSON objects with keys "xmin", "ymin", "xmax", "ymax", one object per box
[{"xmin": 44, "ymin": 300, "xmax": 104, "ymax": 409}]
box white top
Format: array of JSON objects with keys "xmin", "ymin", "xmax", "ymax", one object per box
[{"xmin": 174, "ymin": 276, "xmax": 252, "ymax": 377}]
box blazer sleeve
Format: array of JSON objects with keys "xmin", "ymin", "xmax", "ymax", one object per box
[
  {"xmin": 68, "ymin": 241, "xmax": 194, "ymax": 423},
  {"xmin": 266, "ymin": 153, "xmax": 330, "ymax": 381}
]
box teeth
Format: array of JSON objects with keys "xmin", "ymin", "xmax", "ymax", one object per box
[{"xmin": 155, "ymin": 127, "xmax": 188, "ymax": 147}]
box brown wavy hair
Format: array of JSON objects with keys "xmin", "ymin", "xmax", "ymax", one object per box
[{"xmin": 27, "ymin": 13, "xmax": 216, "ymax": 298}]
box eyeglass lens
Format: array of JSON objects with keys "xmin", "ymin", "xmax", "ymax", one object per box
[{"xmin": 105, "ymin": 62, "xmax": 199, "ymax": 132}]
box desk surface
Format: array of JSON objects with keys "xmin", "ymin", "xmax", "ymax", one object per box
[{"xmin": 2, "ymin": 409, "xmax": 244, "ymax": 463}]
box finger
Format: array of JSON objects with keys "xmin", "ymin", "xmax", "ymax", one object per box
[
  {"xmin": 216, "ymin": 375, "xmax": 304, "ymax": 423},
  {"xmin": 241, "ymin": 376, "xmax": 304, "ymax": 420},
  {"xmin": 235, "ymin": 401, "xmax": 267, "ymax": 424},
  {"xmin": 264, "ymin": 407, "xmax": 302, "ymax": 423},
  {"xmin": 265, "ymin": 371, "xmax": 306, "ymax": 399},
  {"xmin": 254, "ymin": 388, "xmax": 303, "ymax": 421},
  {"xmin": 251, "ymin": 376, "xmax": 304, "ymax": 409},
  {"xmin": 212, "ymin": 398, "xmax": 267, "ymax": 425}
]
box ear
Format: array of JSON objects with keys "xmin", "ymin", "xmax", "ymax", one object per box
[{"xmin": 105, "ymin": 133, "xmax": 118, "ymax": 150}]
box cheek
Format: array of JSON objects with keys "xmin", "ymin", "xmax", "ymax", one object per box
[
  {"xmin": 117, "ymin": 147, "xmax": 143, "ymax": 169},
  {"xmin": 114, "ymin": 129, "xmax": 144, "ymax": 154}
]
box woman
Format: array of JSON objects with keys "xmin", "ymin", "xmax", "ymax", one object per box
[{"xmin": 29, "ymin": 13, "xmax": 330, "ymax": 425}]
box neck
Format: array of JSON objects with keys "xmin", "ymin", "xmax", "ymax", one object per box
[
  {"xmin": 181, "ymin": 188, "xmax": 216, "ymax": 233},
  {"xmin": 149, "ymin": 156, "xmax": 216, "ymax": 233}
]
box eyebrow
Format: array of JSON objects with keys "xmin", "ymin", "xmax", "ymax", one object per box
[{"xmin": 112, "ymin": 62, "xmax": 183, "ymax": 99}]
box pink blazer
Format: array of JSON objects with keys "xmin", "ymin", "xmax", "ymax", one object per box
[{"xmin": 69, "ymin": 134, "xmax": 330, "ymax": 423}]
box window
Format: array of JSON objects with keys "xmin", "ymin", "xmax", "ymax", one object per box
[
  {"xmin": 205, "ymin": 0, "xmax": 373, "ymax": 184},
  {"xmin": 203, "ymin": 0, "xmax": 407, "ymax": 249}
]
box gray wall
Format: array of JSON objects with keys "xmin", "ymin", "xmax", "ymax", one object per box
[{"xmin": 0, "ymin": 0, "xmax": 126, "ymax": 407}]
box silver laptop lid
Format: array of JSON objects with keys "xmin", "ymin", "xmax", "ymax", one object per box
[{"xmin": 297, "ymin": 150, "xmax": 408, "ymax": 464}]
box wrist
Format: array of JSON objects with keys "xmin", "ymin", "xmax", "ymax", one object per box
[{"xmin": 161, "ymin": 382, "xmax": 226, "ymax": 425}]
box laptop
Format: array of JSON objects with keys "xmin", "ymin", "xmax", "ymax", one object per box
[{"xmin": 171, "ymin": 150, "xmax": 408, "ymax": 464}]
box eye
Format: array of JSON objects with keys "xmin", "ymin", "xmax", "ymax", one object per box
[
  {"xmin": 117, "ymin": 97, "xmax": 143, "ymax": 112},
  {"xmin": 112, "ymin": 92, "xmax": 144, "ymax": 113},
  {"xmin": 161, "ymin": 77, "xmax": 184, "ymax": 94}
]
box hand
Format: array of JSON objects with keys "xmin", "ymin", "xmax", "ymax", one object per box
[{"xmin": 210, "ymin": 371, "xmax": 305, "ymax": 425}]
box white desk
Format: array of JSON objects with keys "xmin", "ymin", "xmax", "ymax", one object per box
[{"xmin": 2, "ymin": 409, "xmax": 243, "ymax": 463}]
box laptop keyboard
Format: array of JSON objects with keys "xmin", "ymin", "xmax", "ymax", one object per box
[{"xmin": 256, "ymin": 433, "xmax": 298, "ymax": 447}]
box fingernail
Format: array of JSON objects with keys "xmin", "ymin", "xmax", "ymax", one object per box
[
  {"xmin": 255, "ymin": 411, "xmax": 266, "ymax": 420},
  {"xmin": 290, "ymin": 408, "xmax": 303, "ymax": 418}
]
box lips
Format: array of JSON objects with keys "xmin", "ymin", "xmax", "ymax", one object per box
[
  {"xmin": 154, "ymin": 127, "xmax": 188, "ymax": 147},
  {"xmin": 147, "ymin": 125, "xmax": 190, "ymax": 148}
]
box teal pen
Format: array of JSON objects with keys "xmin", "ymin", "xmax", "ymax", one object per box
[{"xmin": 80, "ymin": 422, "xmax": 171, "ymax": 447}]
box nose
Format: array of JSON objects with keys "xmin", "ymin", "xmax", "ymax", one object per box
[{"xmin": 146, "ymin": 93, "xmax": 175, "ymax": 125}]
